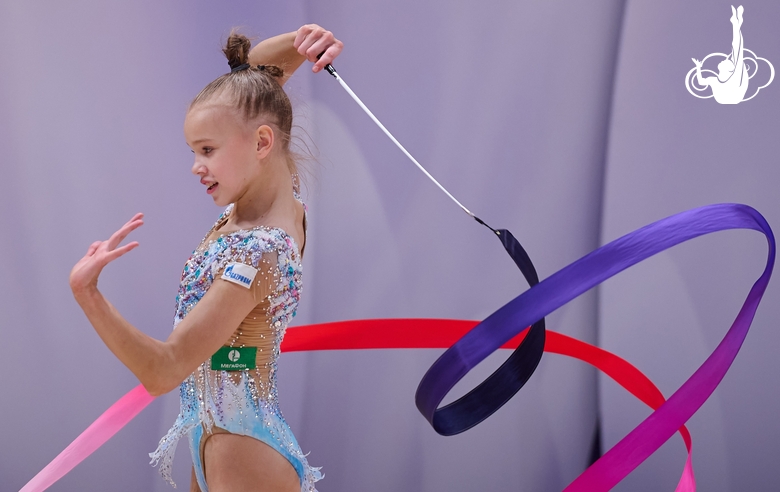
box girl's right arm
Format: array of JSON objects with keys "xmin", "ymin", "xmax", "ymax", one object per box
[{"xmin": 70, "ymin": 214, "xmax": 262, "ymax": 396}]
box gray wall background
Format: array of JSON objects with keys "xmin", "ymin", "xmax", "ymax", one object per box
[{"xmin": 1, "ymin": 1, "xmax": 778, "ymax": 491}]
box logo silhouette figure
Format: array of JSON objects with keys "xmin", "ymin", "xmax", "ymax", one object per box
[{"xmin": 686, "ymin": 5, "xmax": 774, "ymax": 104}]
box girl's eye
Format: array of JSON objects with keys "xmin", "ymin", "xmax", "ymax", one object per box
[{"xmin": 203, "ymin": 147, "xmax": 214, "ymax": 155}]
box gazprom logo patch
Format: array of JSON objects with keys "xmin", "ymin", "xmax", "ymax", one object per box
[{"xmin": 221, "ymin": 262, "xmax": 258, "ymax": 289}]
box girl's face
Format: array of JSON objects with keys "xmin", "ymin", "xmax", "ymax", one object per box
[{"xmin": 184, "ymin": 103, "xmax": 266, "ymax": 207}]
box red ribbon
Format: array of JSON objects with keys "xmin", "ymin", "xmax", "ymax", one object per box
[
  {"xmin": 282, "ymin": 319, "xmax": 695, "ymax": 490},
  {"xmin": 21, "ymin": 319, "xmax": 694, "ymax": 491}
]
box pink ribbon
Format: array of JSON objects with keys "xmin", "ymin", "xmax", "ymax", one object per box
[{"xmin": 19, "ymin": 384, "xmax": 155, "ymax": 492}]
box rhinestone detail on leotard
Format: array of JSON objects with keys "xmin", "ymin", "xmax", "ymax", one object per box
[{"xmin": 149, "ymin": 204, "xmax": 320, "ymax": 490}]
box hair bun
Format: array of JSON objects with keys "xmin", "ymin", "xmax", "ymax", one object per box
[
  {"xmin": 223, "ymin": 31, "xmax": 251, "ymax": 70},
  {"xmin": 258, "ymin": 65, "xmax": 285, "ymax": 78}
]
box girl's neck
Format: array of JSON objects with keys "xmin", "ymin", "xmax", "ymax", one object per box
[{"xmin": 226, "ymin": 158, "xmax": 295, "ymax": 231}]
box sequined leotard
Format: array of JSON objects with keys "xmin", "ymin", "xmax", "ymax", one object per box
[{"xmin": 150, "ymin": 193, "xmax": 320, "ymax": 491}]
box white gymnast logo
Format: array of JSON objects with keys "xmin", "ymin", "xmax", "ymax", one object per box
[
  {"xmin": 228, "ymin": 349, "xmax": 241, "ymax": 362},
  {"xmin": 685, "ymin": 5, "xmax": 774, "ymax": 104}
]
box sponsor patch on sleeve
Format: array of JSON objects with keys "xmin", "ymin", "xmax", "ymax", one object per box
[{"xmin": 220, "ymin": 262, "xmax": 258, "ymax": 289}]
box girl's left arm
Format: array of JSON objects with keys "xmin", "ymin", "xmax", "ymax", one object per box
[{"xmin": 248, "ymin": 24, "xmax": 343, "ymax": 85}]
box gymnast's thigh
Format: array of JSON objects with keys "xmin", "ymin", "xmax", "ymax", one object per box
[
  {"xmin": 190, "ymin": 467, "xmax": 202, "ymax": 492},
  {"xmin": 202, "ymin": 431, "xmax": 300, "ymax": 492}
]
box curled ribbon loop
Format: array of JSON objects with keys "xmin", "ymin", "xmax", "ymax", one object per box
[
  {"xmin": 415, "ymin": 202, "xmax": 774, "ymax": 490},
  {"xmin": 423, "ymin": 228, "xmax": 546, "ymax": 435}
]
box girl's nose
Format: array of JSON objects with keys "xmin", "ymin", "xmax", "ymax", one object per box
[{"xmin": 191, "ymin": 159, "xmax": 206, "ymax": 176}]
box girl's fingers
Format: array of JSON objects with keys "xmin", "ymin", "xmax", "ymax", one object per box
[
  {"xmin": 293, "ymin": 25, "xmax": 314, "ymax": 50},
  {"xmin": 106, "ymin": 241, "xmax": 140, "ymax": 262},
  {"xmin": 293, "ymin": 24, "xmax": 342, "ymax": 71},
  {"xmin": 305, "ymin": 31, "xmax": 334, "ymax": 60},
  {"xmin": 107, "ymin": 218, "xmax": 144, "ymax": 250},
  {"xmin": 71, "ymin": 215, "xmax": 143, "ymax": 291},
  {"xmin": 313, "ymin": 41, "xmax": 343, "ymax": 72},
  {"xmin": 87, "ymin": 241, "xmax": 102, "ymax": 256},
  {"xmin": 118, "ymin": 213, "xmax": 144, "ymax": 234},
  {"xmin": 296, "ymin": 30, "xmax": 320, "ymax": 61}
]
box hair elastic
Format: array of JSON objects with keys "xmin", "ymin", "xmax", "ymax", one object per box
[
  {"xmin": 230, "ymin": 64, "xmax": 268, "ymax": 73},
  {"xmin": 230, "ymin": 63, "xmax": 250, "ymax": 73}
]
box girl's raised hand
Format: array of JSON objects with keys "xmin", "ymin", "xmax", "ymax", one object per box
[
  {"xmin": 293, "ymin": 24, "xmax": 343, "ymax": 73},
  {"xmin": 70, "ymin": 213, "xmax": 144, "ymax": 295}
]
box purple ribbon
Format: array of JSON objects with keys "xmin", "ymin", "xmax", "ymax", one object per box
[{"xmin": 416, "ymin": 203, "xmax": 774, "ymax": 489}]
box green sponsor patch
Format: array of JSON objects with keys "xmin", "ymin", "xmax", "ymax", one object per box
[{"xmin": 210, "ymin": 346, "xmax": 257, "ymax": 371}]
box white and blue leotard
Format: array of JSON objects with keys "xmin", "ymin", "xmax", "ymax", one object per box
[{"xmin": 149, "ymin": 196, "xmax": 320, "ymax": 491}]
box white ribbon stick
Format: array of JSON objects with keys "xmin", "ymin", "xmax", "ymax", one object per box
[{"xmin": 330, "ymin": 70, "xmax": 475, "ymax": 218}]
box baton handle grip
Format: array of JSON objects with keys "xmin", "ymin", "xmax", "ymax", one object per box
[{"xmin": 317, "ymin": 52, "xmax": 338, "ymax": 78}]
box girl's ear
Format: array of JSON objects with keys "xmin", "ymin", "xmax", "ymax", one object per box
[{"xmin": 255, "ymin": 124, "xmax": 275, "ymax": 160}]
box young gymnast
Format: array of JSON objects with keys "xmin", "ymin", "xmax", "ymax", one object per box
[{"xmin": 68, "ymin": 24, "xmax": 343, "ymax": 492}]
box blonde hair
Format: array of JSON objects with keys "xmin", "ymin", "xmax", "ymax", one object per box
[{"xmin": 191, "ymin": 30, "xmax": 296, "ymax": 173}]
